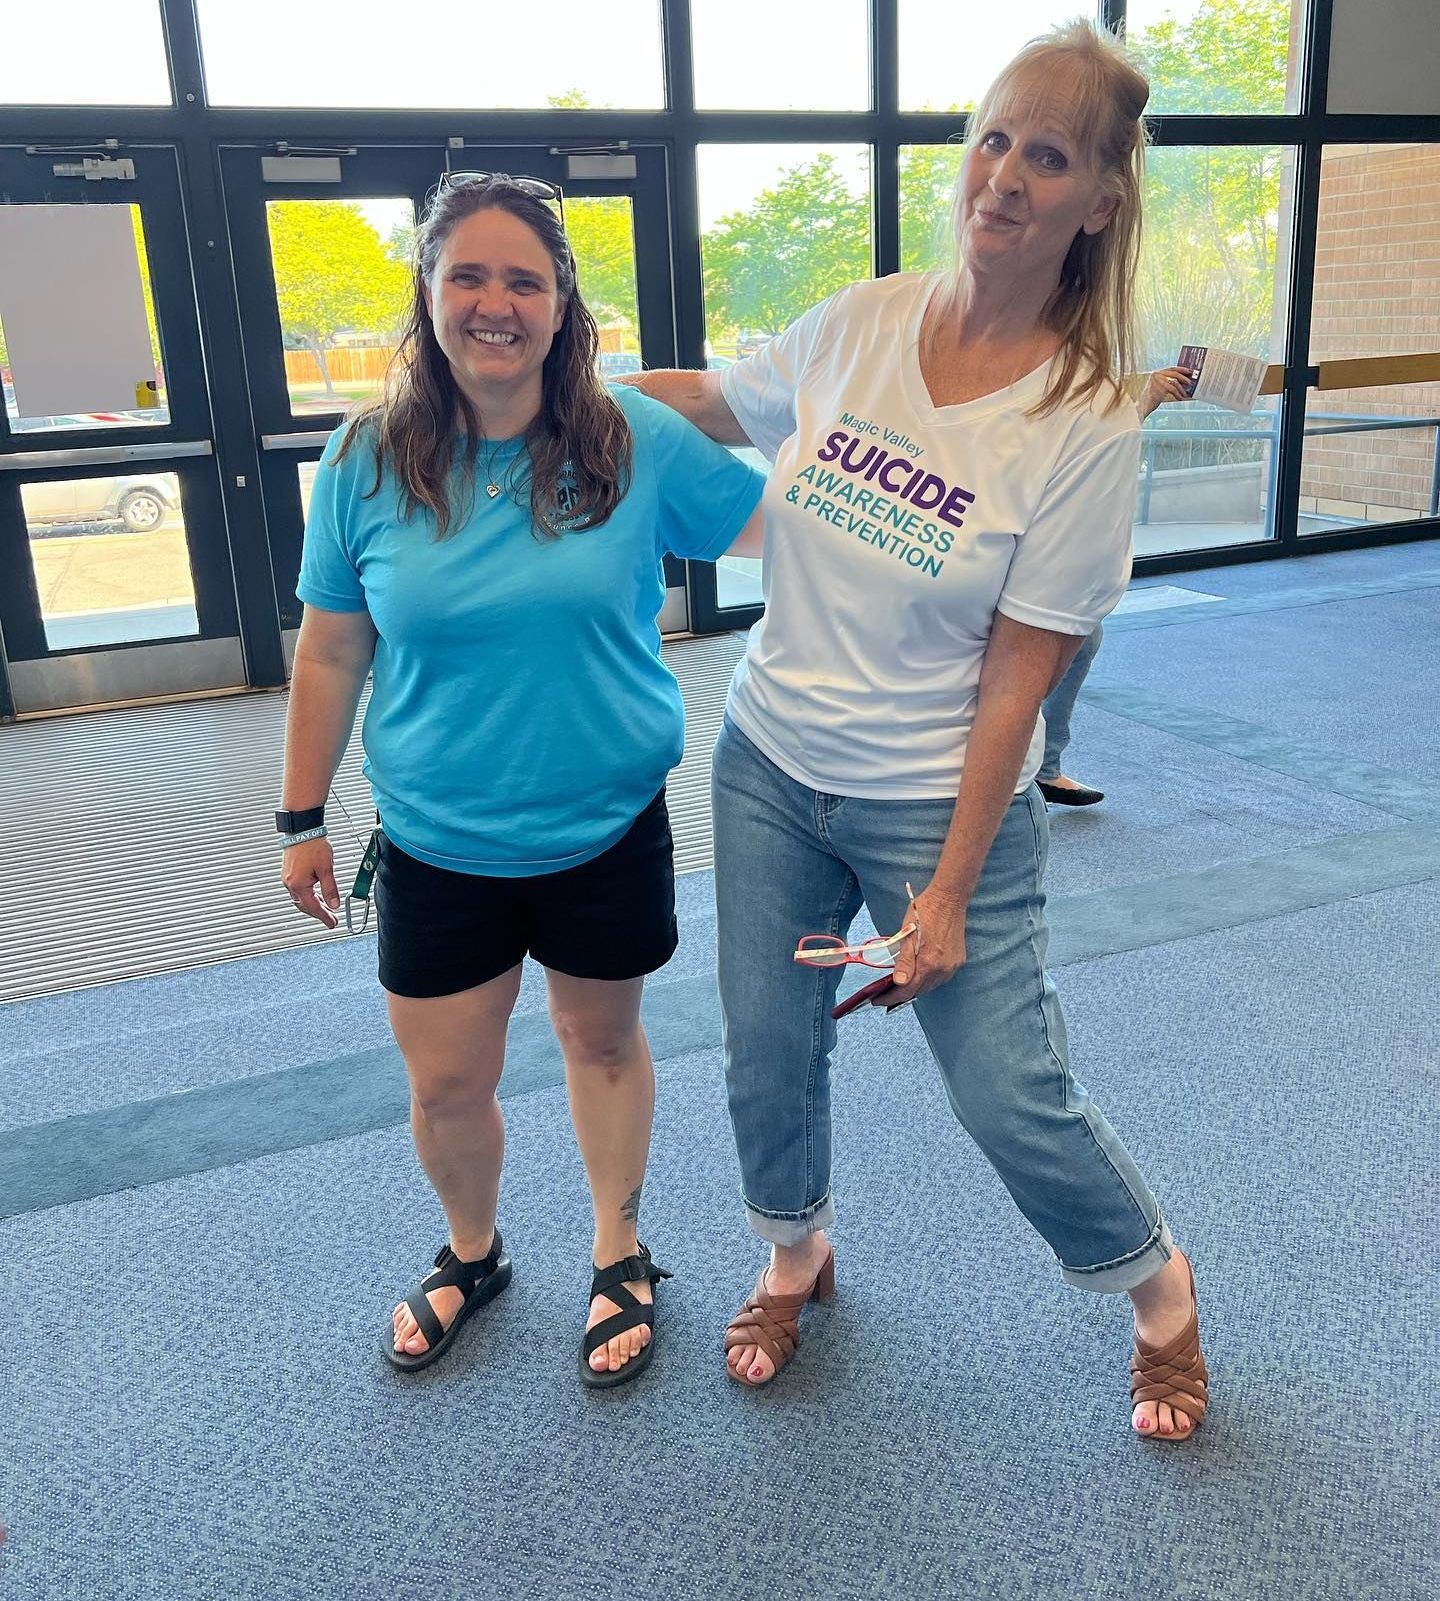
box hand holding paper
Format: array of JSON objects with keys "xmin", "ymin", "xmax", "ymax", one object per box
[{"xmin": 1176, "ymin": 344, "xmax": 1267, "ymax": 414}]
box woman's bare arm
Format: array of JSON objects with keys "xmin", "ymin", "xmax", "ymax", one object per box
[
  {"xmin": 887, "ymin": 612, "xmax": 1079, "ymax": 1002},
  {"xmin": 619, "ymin": 368, "xmax": 753, "ymax": 446},
  {"xmin": 280, "ymin": 605, "xmax": 377, "ymax": 927}
]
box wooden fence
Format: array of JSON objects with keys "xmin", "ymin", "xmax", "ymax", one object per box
[{"xmin": 283, "ymin": 346, "xmax": 394, "ymax": 385}]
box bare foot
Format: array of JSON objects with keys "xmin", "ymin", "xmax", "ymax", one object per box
[
  {"xmin": 1128, "ymin": 1248, "xmax": 1203, "ymax": 1439},
  {"xmin": 726, "ymin": 1232, "xmax": 832, "ymax": 1385}
]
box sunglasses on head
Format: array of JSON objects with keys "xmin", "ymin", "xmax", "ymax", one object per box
[{"xmin": 436, "ymin": 170, "xmax": 565, "ymax": 216}]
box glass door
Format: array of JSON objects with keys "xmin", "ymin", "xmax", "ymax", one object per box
[
  {"xmin": 0, "ymin": 143, "xmax": 238, "ymax": 715},
  {"xmin": 219, "ymin": 140, "xmax": 682, "ymax": 653}
]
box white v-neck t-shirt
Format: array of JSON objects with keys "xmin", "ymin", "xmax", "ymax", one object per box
[{"xmin": 719, "ymin": 271, "xmax": 1140, "ymax": 799}]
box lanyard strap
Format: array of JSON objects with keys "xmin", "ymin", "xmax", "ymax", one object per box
[{"xmin": 345, "ymin": 826, "xmax": 381, "ymax": 933}]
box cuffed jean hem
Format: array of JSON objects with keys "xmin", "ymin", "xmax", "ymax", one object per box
[
  {"xmin": 1059, "ymin": 1215, "xmax": 1175, "ymax": 1294},
  {"xmin": 743, "ymin": 1193, "xmax": 837, "ymax": 1247}
]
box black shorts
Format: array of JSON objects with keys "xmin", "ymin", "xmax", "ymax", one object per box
[{"xmin": 374, "ymin": 790, "xmax": 678, "ymax": 999}]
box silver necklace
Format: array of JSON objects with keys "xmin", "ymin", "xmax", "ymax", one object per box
[{"xmin": 482, "ymin": 446, "xmax": 503, "ymax": 499}]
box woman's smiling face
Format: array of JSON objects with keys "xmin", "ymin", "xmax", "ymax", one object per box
[
  {"xmin": 957, "ymin": 72, "xmax": 1118, "ymax": 284},
  {"xmin": 423, "ymin": 205, "xmax": 567, "ymax": 414}
]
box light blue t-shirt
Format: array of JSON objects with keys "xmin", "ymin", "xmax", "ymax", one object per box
[{"xmin": 297, "ymin": 385, "xmax": 763, "ymax": 875}]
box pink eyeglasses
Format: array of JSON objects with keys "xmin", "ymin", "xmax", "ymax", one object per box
[
  {"xmin": 793, "ymin": 884, "xmax": 919, "ymax": 970},
  {"xmin": 793, "ymin": 925, "xmax": 918, "ymax": 969}
]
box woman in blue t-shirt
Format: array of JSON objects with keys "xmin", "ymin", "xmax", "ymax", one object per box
[{"xmin": 279, "ymin": 174, "xmax": 763, "ymax": 1388}]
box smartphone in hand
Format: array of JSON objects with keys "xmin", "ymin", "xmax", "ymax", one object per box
[{"xmin": 832, "ymin": 974, "xmax": 899, "ymax": 1020}]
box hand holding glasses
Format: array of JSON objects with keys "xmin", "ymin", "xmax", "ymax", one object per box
[{"xmin": 793, "ymin": 883, "xmax": 920, "ymax": 1019}]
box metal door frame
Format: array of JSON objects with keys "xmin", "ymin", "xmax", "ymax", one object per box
[
  {"xmin": 218, "ymin": 138, "xmax": 684, "ymax": 657},
  {"xmin": 0, "ymin": 141, "xmax": 243, "ymax": 715}
]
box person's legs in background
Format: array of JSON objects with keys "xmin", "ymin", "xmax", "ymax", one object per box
[{"xmin": 1037, "ymin": 623, "xmax": 1104, "ymax": 806}]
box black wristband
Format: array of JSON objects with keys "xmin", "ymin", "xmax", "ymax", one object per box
[{"xmin": 275, "ymin": 805, "xmax": 326, "ymax": 834}]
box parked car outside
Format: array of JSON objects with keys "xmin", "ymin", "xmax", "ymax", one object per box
[
  {"xmin": 22, "ymin": 473, "xmax": 180, "ymax": 533},
  {"xmin": 598, "ymin": 351, "xmax": 643, "ymax": 378}
]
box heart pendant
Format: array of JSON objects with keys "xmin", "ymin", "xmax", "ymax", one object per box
[{"xmin": 486, "ymin": 483, "xmax": 500, "ymax": 499}]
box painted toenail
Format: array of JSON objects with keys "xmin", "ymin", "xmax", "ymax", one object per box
[{"xmin": 1137, "ymin": 1417, "xmax": 1150, "ymax": 1430}]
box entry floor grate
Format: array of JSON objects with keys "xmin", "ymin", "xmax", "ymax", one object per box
[{"xmin": 0, "ymin": 632, "xmax": 747, "ymax": 1003}]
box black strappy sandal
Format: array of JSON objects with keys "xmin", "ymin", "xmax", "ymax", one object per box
[
  {"xmin": 383, "ymin": 1230, "xmax": 512, "ymax": 1373},
  {"xmin": 580, "ymin": 1244, "xmax": 673, "ymax": 1390}
]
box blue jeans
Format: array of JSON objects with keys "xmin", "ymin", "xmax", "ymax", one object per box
[
  {"xmin": 712, "ymin": 717, "xmax": 1172, "ymax": 1294},
  {"xmin": 1039, "ymin": 624, "xmax": 1103, "ymax": 781}
]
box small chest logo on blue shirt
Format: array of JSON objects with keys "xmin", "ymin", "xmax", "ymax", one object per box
[{"xmin": 556, "ymin": 461, "xmax": 580, "ymax": 518}]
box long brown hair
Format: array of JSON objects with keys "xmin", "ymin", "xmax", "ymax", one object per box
[
  {"xmin": 338, "ymin": 175, "xmax": 632, "ymax": 538},
  {"xmin": 953, "ymin": 19, "xmax": 1150, "ymax": 417}
]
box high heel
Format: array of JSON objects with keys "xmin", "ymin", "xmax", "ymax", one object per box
[
  {"xmin": 1130, "ymin": 1254, "xmax": 1208, "ymax": 1440},
  {"xmin": 723, "ymin": 1243, "xmax": 836, "ymax": 1386},
  {"xmin": 811, "ymin": 1243, "xmax": 837, "ymax": 1304}
]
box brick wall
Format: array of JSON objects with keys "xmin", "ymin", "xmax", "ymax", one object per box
[{"xmin": 1302, "ymin": 144, "xmax": 1440, "ymax": 520}]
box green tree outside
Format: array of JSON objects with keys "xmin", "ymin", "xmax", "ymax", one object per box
[
  {"xmin": 702, "ymin": 154, "xmax": 870, "ymax": 341},
  {"xmin": 267, "ymin": 201, "xmax": 410, "ymax": 399},
  {"xmin": 565, "ymin": 197, "xmax": 641, "ymax": 332},
  {"xmin": 899, "ymin": 141, "xmax": 966, "ymax": 274},
  {"xmin": 386, "ymin": 220, "xmax": 415, "ymax": 267},
  {"xmin": 1132, "ymin": 0, "xmax": 1294, "ymax": 116},
  {"xmin": 539, "ymin": 91, "xmax": 641, "ymax": 340},
  {"xmin": 694, "ymin": 0, "xmax": 1291, "ymax": 372},
  {"xmin": 1129, "ymin": 0, "xmax": 1292, "ymax": 370}
]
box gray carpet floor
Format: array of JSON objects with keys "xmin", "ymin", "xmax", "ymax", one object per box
[{"xmin": 2, "ymin": 540, "xmax": 1438, "ymax": 1600}]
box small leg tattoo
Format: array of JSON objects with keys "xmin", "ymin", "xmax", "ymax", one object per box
[{"xmin": 620, "ymin": 1182, "xmax": 643, "ymax": 1224}]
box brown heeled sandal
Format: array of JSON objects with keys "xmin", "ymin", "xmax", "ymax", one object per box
[
  {"xmin": 724, "ymin": 1244, "xmax": 836, "ymax": 1387},
  {"xmin": 1130, "ymin": 1256, "xmax": 1208, "ymax": 1439}
]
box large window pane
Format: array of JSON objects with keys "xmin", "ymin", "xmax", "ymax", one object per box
[
  {"xmin": 1127, "ymin": 0, "xmax": 1304, "ymax": 115},
  {"xmin": 1299, "ymin": 390, "xmax": 1439, "ymax": 536},
  {"xmin": 697, "ymin": 145, "xmax": 872, "ymax": 364},
  {"xmin": 1134, "ymin": 144, "xmax": 1294, "ymax": 555},
  {"xmin": 1135, "ymin": 397, "xmax": 1281, "ymax": 557},
  {"xmin": 22, "ymin": 472, "xmax": 197, "ymax": 650},
  {"xmin": 898, "ymin": 144, "xmax": 965, "ymax": 275},
  {"xmin": 1311, "ymin": 145, "xmax": 1440, "ymax": 364},
  {"xmin": 198, "ymin": 1, "xmax": 663, "ymax": 109},
  {"xmin": 898, "ymin": 0, "xmax": 1086, "ymax": 113},
  {"xmin": 1139, "ymin": 146, "xmax": 1293, "ymax": 367},
  {"xmin": 3, "ymin": 2, "xmax": 170, "ymax": 106},
  {"xmin": 692, "ymin": 0, "xmax": 870, "ymax": 111},
  {"xmin": 698, "ymin": 145, "xmax": 871, "ymax": 613},
  {"xmin": 266, "ymin": 199, "xmax": 413, "ymax": 418},
  {"xmin": 0, "ymin": 203, "xmax": 168, "ymax": 432},
  {"xmin": 567, "ymin": 198, "xmax": 642, "ymax": 374},
  {"xmin": 1302, "ymin": 145, "xmax": 1440, "ymax": 536}
]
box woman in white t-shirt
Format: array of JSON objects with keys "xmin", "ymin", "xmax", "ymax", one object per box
[{"xmin": 631, "ymin": 21, "xmax": 1208, "ymax": 1440}]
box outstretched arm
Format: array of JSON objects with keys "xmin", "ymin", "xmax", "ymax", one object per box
[{"xmin": 618, "ymin": 368, "xmax": 753, "ymax": 446}]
